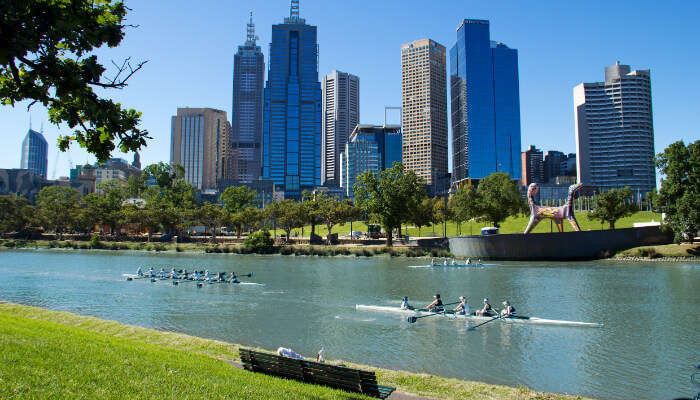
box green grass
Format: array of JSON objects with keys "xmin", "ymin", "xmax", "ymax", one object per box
[
  {"xmin": 297, "ymin": 211, "xmax": 662, "ymax": 237},
  {"xmin": 616, "ymin": 243, "xmax": 700, "ymax": 258},
  {"xmin": 0, "ymin": 303, "xmax": 585, "ymax": 400}
]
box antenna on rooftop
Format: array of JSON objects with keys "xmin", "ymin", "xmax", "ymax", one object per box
[
  {"xmin": 246, "ymin": 11, "xmax": 256, "ymax": 45},
  {"xmin": 290, "ymin": 0, "xmax": 299, "ymax": 19}
]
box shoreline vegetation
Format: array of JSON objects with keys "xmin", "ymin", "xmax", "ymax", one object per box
[{"xmin": 0, "ymin": 302, "xmax": 586, "ymax": 400}]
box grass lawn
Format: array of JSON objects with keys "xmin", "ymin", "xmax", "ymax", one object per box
[
  {"xmin": 0, "ymin": 303, "xmax": 585, "ymax": 400},
  {"xmin": 616, "ymin": 242, "xmax": 700, "ymax": 258},
  {"xmin": 295, "ymin": 211, "xmax": 662, "ymax": 238}
]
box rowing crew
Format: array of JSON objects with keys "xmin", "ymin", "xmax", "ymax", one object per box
[
  {"xmin": 137, "ymin": 267, "xmax": 239, "ymax": 283},
  {"xmin": 429, "ymin": 258, "xmax": 482, "ymax": 266},
  {"xmin": 400, "ymin": 294, "xmax": 516, "ymax": 317}
]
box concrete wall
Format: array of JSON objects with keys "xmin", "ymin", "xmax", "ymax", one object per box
[{"xmin": 448, "ymin": 226, "xmax": 671, "ymax": 260}]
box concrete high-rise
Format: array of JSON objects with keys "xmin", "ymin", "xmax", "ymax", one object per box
[
  {"xmin": 231, "ymin": 12, "xmax": 265, "ymax": 182},
  {"xmin": 450, "ymin": 19, "xmax": 521, "ymax": 182},
  {"xmin": 170, "ymin": 107, "xmax": 231, "ymax": 190},
  {"xmin": 521, "ymin": 145, "xmax": 544, "ymax": 186},
  {"xmin": 574, "ymin": 62, "xmax": 655, "ymax": 193},
  {"xmin": 322, "ymin": 70, "xmax": 359, "ymax": 186},
  {"xmin": 262, "ymin": 0, "xmax": 322, "ymax": 199},
  {"xmin": 20, "ymin": 128, "xmax": 48, "ymax": 178},
  {"xmin": 401, "ymin": 38, "xmax": 448, "ymax": 187}
]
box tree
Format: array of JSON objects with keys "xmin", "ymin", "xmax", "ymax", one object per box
[
  {"xmin": 476, "ymin": 172, "xmax": 523, "ymax": 228},
  {"xmin": 238, "ymin": 206, "xmax": 262, "ymax": 234},
  {"xmin": 655, "ymin": 140, "xmax": 700, "ymax": 242},
  {"xmin": 0, "ymin": 194, "xmax": 33, "ymax": 233},
  {"xmin": 590, "ymin": 187, "xmax": 638, "ymax": 230},
  {"xmin": 125, "ymin": 174, "xmax": 146, "ymax": 198},
  {"xmin": 1, "ymin": 0, "xmax": 148, "ymax": 162},
  {"xmin": 301, "ymin": 190, "xmax": 322, "ymax": 238},
  {"xmin": 411, "ymin": 198, "xmax": 435, "ymax": 237},
  {"xmin": 122, "ymin": 203, "xmax": 158, "ymax": 241},
  {"xmin": 354, "ymin": 163, "xmax": 426, "ymax": 246},
  {"xmin": 220, "ymin": 186, "xmax": 257, "ymax": 236},
  {"xmin": 267, "ymin": 200, "xmax": 303, "ymax": 242},
  {"xmin": 451, "ymin": 184, "xmax": 480, "ymax": 236},
  {"xmin": 95, "ymin": 179, "xmax": 127, "ymax": 237},
  {"xmin": 143, "ymin": 163, "xmax": 184, "ymax": 189},
  {"xmin": 36, "ymin": 185, "xmax": 81, "ymax": 239},
  {"xmin": 196, "ymin": 202, "xmax": 223, "ymax": 243}
]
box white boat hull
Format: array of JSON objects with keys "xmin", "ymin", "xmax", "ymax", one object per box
[{"xmin": 355, "ymin": 305, "xmax": 602, "ymax": 328}]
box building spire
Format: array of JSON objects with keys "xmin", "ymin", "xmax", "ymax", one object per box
[
  {"xmin": 290, "ymin": 0, "xmax": 299, "ymax": 19},
  {"xmin": 246, "ymin": 11, "xmax": 256, "ymax": 45}
]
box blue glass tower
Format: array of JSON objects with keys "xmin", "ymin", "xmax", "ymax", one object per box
[
  {"xmin": 20, "ymin": 128, "xmax": 48, "ymax": 178},
  {"xmin": 450, "ymin": 19, "xmax": 521, "ymax": 181},
  {"xmin": 262, "ymin": 0, "xmax": 322, "ymax": 199}
]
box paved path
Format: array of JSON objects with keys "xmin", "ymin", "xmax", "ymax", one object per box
[{"xmin": 221, "ymin": 359, "xmax": 440, "ymax": 400}]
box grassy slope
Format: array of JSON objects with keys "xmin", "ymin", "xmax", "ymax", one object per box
[
  {"xmin": 0, "ymin": 303, "xmax": 584, "ymax": 400},
  {"xmin": 616, "ymin": 243, "xmax": 700, "ymax": 258}
]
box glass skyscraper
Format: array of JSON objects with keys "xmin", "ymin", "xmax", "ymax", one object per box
[
  {"xmin": 450, "ymin": 19, "xmax": 521, "ymax": 181},
  {"xmin": 20, "ymin": 128, "xmax": 48, "ymax": 178},
  {"xmin": 262, "ymin": 0, "xmax": 322, "ymax": 199},
  {"xmin": 231, "ymin": 12, "xmax": 265, "ymax": 182}
]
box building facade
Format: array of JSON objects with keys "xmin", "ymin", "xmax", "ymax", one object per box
[
  {"xmin": 322, "ymin": 70, "xmax": 359, "ymax": 186},
  {"xmin": 231, "ymin": 13, "xmax": 265, "ymax": 182},
  {"xmin": 450, "ymin": 19, "xmax": 521, "ymax": 182},
  {"xmin": 262, "ymin": 0, "xmax": 322, "ymax": 200},
  {"xmin": 170, "ymin": 107, "xmax": 231, "ymax": 190},
  {"xmin": 574, "ymin": 62, "xmax": 655, "ymax": 193},
  {"xmin": 339, "ymin": 124, "xmax": 402, "ymax": 197},
  {"xmin": 401, "ymin": 38, "xmax": 448, "ymax": 187},
  {"xmin": 521, "ymin": 145, "xmax": 544, "ymax": 186},
  {"xmin": 543, "ymin": 150, "xmax": 566, "ymax": 183},
  {"xmin": 20, "ymin": 129, "xmax": 48, "ymax": 178}
]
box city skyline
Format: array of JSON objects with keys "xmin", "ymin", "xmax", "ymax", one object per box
[{"xmin": 1, "ymin": 0, "xmax": 697, "ymax": 185}]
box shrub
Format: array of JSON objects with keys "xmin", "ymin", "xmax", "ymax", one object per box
[
  {"xmin": 2, "ymin": 240, "xmax": 15, "ymax": 248},
  {"xmin": 153, "ymin": 244, "xmax": 166, "ymax": 252},
  {"xmin": 244, "ymin": 230, "xmax": 275, "ymax": 254},
  {"xmin": 48, "ymin": 241, "xmax": 57, "ymax": 248},
  {"xmin": 279, "ymin": 246, "xmax": 293, "ymax": 255},
  {"xmin": 89, "ymin": 234, "xmax": 102, "ymax": 249}
]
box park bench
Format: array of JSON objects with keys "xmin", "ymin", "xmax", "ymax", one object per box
[{"xmin": 239, "ymin": 348, "xmax": 395, "ymax": 399}]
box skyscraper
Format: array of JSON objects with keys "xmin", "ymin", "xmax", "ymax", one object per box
[
  {"xmin": 262, "ymin": 0, "xmax": 322, "ymax": 199},
  {"xmin": 521, "ymin": 145, "xmax": 543, "ymax": 186},
  {"xmin": 20, "ymin": 128, "xmax": 48, "ymax": 178},
  {"xmin": 450, "ymin": 19, "xmax": 521, "ymax": 181},
  {"xmin": 401, "ymin": 38, "xmax": 448, "ymax": 187},
  {"xmin": 543, "ymin": 150, "xmax": 567, "ymax": 183},
  {"xmin": 322, "ymin": 70, "xmax": 359, "ymax": 186},
  {"xmin": 574, "ymin": 62, "xmax": 655, "ymax": 193},
  {"xmin": 339, "ymin": 124, "xmax": 402, "ymax": 197},
  {"xmin": 231, "ymin": 12, "xmax": 265, "ymax": 182},
  {"xmin": 170, "ymin": 107, "xmax": 231, "ymax": 190}
]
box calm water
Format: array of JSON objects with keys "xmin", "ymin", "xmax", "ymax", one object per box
[{"xmin": 0, "ymin": 249, "xmax": 698, "ymax": 400}]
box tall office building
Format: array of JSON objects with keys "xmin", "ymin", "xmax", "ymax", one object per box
[
  {"xmin": 322, "ymin": 70, "xmax": 359, "ymax": 186},
  {"xmin": 262, "ymin": 0, "xmax": 322, "ymax": 199},
  {"xmin": 170, "ymin": 108, "xmax": 231, "ymax": 190},
  {"xmin": 543, "ymin": 150, "xmax": 567, "ymax": 183},
  {"xmin": 521, "ymin": 145, "xmax": 544, "ymax": 186},
  {"xmin": 450, "ymin": 19, "xmax": 521, "ymax": 181},
  {"xmin": 339, "ymin": 124, "xmax": 402, "ymax": 197},
  {"xmin": 20, "ymin": 128, "xmax": 48, "ymax": 178},
  {"xmin": 401, "ymin": 38, "xmax": 448, "ymax": 187},
  {"xmin": 574, "ymin": 62, "xmax": 655, "ymax": 193},
  {"xmin": 231, "ymin": 12, "xmax": 265, "ymax": 182}
]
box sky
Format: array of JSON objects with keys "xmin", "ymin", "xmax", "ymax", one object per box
[{"xmin": 2, "ymin": 0, "xmax": 699, "ymax": 180}]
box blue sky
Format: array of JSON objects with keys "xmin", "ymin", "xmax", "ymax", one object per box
[{"xmin": 1, "ymin": 0, "xmax": 698, "ymax": 179}]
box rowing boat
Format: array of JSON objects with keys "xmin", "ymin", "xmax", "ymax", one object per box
[
  {"xmin": 407, "ymin": 263, "xmax": 499, "ymax": 268},
  {"xmin": 121, "ymin": 274, "xmax": 263, "ymax": 285},
  {"xmin": 355, "ymin": 304, "xmax": 602, "ymax": 328}
]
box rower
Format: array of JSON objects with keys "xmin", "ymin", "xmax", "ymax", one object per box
[
  {"xmin": 218, "ymin": 272, "xmax": 226, "ymax": 282},
  {"xmin": 171, "ymin": 268, "xmax": 179, "ymax": 279},
  {"xmin": 430, "ymin": 258, "xmax": 435, "ymax": 267},
  {"xmin": 451, "ymin": 258, "xmax": 456, "ymax": 265},
  {"xmin": 466, "ymin": 258, "xmax": 471, "ymax": 265},
  {"xmin": 159, "ymin": 268, "xmax": 167, "ymax": 278},
  {"xmin": 193, "ymin": 270, "xmax": 201, "ymax": 281},
  {"xmin": 148, "ymin": 267, "xmax": 155, "ymax": 277},
  {"xmin": 204, "ymin": 270, "xmax": 212, "ymax": 281},
  {"xmin": 400, "ymin": 296, "xmax": 414, "ymax": 310},
  {"xmin": 475, "ymin": 298, "xmax": 494, "ymax": 316},
  {"xmin": 229, "ymin": 272, "xmax": 239, "ymax": 283},
  {"xmin": 453, "ymin": 296, "xmax": 469, "ymax": 315},
  {"xmin": 182, "ymin": 270, "xmax": 189, "ymax": 280},
  {"xmin": 477, "ymin": 258, "xmax": 482, "ymax": 265},
  {"xmin": 443, "ymin": 258, "xmax": 448, "ymax": 266},
  {"xmin": 424, "ymin": 294, "xmax": 443, "ymax": 312},
  {"xmin": 501, "ymin": 301, "xmax": 516, "ymax": 317},
  {"xmin": 137, "ymin": 267, "xmax": 143, "ymax": 277}
]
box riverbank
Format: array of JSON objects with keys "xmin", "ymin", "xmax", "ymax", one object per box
[
  {"xmin": 613, "ymin": 243, "xmax": 699, "ymax": 262},
  {"xmin": 0, "ymin": 238, "xmax": 452, "ymax": 258},
  {"xmin": 0, "ymin": 302, "xmax": 585, "ymax": 400}
]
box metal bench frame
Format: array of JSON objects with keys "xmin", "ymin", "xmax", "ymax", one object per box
[{"xmin": 239, "ymin": 348, "xmax": 395, "ymax": 399}]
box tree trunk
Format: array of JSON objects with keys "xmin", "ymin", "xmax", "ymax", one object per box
[
  {"xmin": 398, "ymin": 225, "xmax": 402, "ymax": 237},
  {"xmin": 311, "ymin": 222, "xmax": 316, "ymax": 236},
  {"xmin": 610, "ymin": 221, "xmax": 615, "ymax": 230},
  {"xmin": 386, "ymin": 226, "xmax": 393, "ymax": 247},
  {"xmin": 237, "ymin": 224, "xmax": 242, "ymax": 238}
]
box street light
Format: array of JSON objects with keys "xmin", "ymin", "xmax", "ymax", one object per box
[{"xmin": 443, "ymin": 184, "xmax": 455, "ymax": 238}]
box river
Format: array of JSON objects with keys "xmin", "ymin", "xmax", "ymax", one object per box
[{"xmin": 0, "ymin": 249, "xmax": 697, "ymax": 399}]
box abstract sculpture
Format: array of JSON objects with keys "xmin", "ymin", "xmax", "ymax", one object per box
[{"xmin": 523, "ymin": 183, "xmax": 583, "ymax": 234}]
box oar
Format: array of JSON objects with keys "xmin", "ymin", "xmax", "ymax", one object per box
[
  {"xmin": 407, "ymin": 301, "xmax": 460, "ymax": 323},
  {"xmin": 467, "ymin": 312, "xmax": 505, "ymax": 331}
]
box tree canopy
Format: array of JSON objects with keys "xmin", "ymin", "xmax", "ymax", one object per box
[
  {"xmin": 475, "ymin": 172, "xmax": 524, "ymax": 228},
  {"xmin": 655, "ymin": 140, "xmax": 700, "ymax": 242},
  {"xmin": 1, "ymin": 0, "xmax": 148, "ymax": 162},
  {"xmin": 590, "ymin": 187, "xmax": 638, "ymax": 230}
]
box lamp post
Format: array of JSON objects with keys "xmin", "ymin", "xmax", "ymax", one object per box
[{"xmin": 443, "ymin": 184, "xmax": 455, "ymax": 238}]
